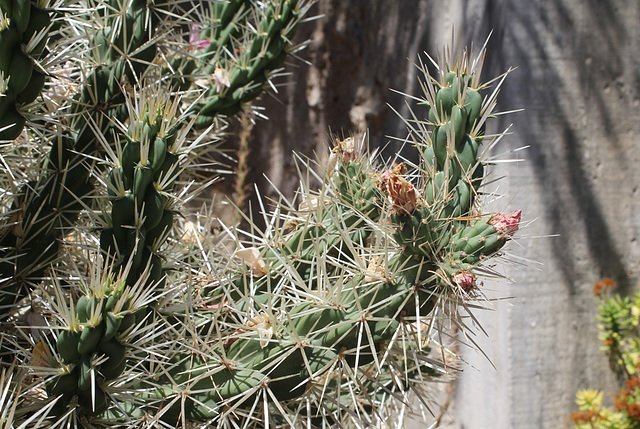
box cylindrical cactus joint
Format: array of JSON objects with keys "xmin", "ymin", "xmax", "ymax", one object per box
[{"xmin": 0, "ymin": 0, "xmax": 51, "ymax": 140}]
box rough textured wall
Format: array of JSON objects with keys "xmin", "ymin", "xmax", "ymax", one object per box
[
  {"xmin": 242, "ymin": 1, "xmax": 640, "ymax": 427},
  {"xmin": 453, "ymin": 1, "xmax": 640, "ymax": 428}
]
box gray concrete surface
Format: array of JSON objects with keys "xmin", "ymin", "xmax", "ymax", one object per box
[{"xmin": 450, "ymin": 1, "xmax": 640, "ymax": 427}]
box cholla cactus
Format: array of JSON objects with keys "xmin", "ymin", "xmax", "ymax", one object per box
[
  {"xmin": 0, "ymin": 1, "xmax": 522, "ymax": 426},
  {"xmin": 0, "ymin": 0, "xmax": 310, "ymax": 305}
]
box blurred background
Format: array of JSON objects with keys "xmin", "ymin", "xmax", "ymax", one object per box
[{"xmin": 215, "ymin": 1, "xmax": 640, "ymax": 427}]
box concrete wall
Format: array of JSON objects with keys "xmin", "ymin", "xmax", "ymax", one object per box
[
  {"xmin": 244, "ymin": 1, "xmax": 640, "ymax": 427},
  {"xmin": 451, "ymin": 1, "xmax": 640, "ymax": 428}
]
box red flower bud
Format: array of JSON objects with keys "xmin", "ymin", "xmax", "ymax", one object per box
[{"xmin": 453, "ymin": 271, "xmax": 476, "ymax": 291}]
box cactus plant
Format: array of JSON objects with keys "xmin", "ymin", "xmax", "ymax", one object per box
[
  {"xmin": 0, "ymin": 2, "xmax": 522, "ymax": 427},
  {"xmin": 0, "ymin": 0, "xmax": 311, "ymax": 308}
]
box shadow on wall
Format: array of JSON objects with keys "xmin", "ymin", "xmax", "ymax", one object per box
[{"xmin": 464, "ymin": 0, "xmax": 637, "ymax": 295}]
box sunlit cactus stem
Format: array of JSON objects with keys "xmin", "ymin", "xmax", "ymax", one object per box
[
  {"xmin": 100, "ymin": 94, "xmax": 184, "ymax": 287},
  {"xmin": 187, "ymin": 0, "xmax": 306, "ymax": 123}
]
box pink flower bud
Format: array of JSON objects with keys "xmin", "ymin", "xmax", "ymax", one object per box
[
  {"xmin": 453, "ymin": 271, "xmax": 476, "ymax": 291},
  {"xmin": 490, "ymin": 209, "xmax": 522, "ymax": 237},
  {"xmin": 189, "ymin": 25, "xmax": 211, "ymax": 50},
  {"xmin": 379, "ymin": 170, "xmax": 391, "ymax": 182}
]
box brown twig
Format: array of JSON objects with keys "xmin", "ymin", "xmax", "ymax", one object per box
[{"xmin": 233, "ymin": 111, "xmax": 254, "ymax": 224}]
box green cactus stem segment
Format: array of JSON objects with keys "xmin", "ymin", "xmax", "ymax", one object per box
[
  {"xmin": 150, "ymin": 264, "xmax": 423, "ymax": 415},
  {"xmin": 185, "ymin": 0, "xmax": 307, "ymax": 124},
  {"xmin": 50, "ymin": 277, "xmax": 135, "ymax": 417},
  {"xmin": 0, "ymin": 0, "xmax": 50, "ymax": 140},
  {"xmin": 49, "ymin": 100, "xmax": 183, "ymax": 418},
  {"xmin": 449, "ymin": 210, "xmax": 522, "ymax": 264},
  {"xmin": 103, "ymin": 107, "xmax": 180, "ymax": 288},
  {"xmin": 148, "ymin": 238, "xmax": 477, "ymax": 419}
]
